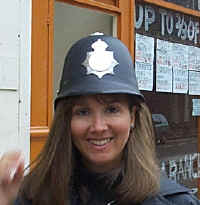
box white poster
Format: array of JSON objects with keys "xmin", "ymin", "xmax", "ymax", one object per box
[
  {"xmin": 135, "ymin": 33, "xmax": 154, "ymax": 91},
  {"xmin": 189, "ymin": 71, "xmax": 200, "ymax": 95},
  {"xmin": 188, "ymin": 46, "xmax": 200, "ymax": 71},
  {"xmin": 156, "ymin": 39, "xmax": 172, "ymax": 92},
  {"xmin": 172, "ymin": 43, "xmax": 188, "ymax": 94}
]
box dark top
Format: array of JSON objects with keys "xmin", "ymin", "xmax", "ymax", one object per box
[{"xmin": 14, "ymin": 168, "xmax": 200, "ymax": 205}]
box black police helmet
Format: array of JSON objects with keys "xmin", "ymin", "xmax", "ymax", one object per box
[{"xmin": 55, "ymin": 34, "xmax": 144, "ymax": 108}]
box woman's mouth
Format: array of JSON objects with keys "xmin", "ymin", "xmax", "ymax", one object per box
[{"xmin": 88, "ymin": 138, "xmax": 113, "ymax": 146}]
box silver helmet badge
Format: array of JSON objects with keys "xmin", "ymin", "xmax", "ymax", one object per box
[{"xmin": 82, "ymin": 39, "xmax": 119, "ymax": 79}]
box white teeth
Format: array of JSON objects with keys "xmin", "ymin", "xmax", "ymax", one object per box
[{"xmin": 89, "ymin": 138, "xmax": 112, "ymax": 146}]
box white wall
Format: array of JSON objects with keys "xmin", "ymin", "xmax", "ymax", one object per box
[{"xmin": 0, "ymin": 0, "xmax": 32, "ymax": 166}]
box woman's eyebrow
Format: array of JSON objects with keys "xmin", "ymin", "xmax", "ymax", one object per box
[
  {"xmin": 104, "ymin": 98, "xmax": 125, "ymax": 103},
  {"xmin": 73, "ymin": 101, "xmax": 88, "ymax": 107}
]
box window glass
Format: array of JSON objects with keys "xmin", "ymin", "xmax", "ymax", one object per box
[{"xmin": 135, "ymin": 1, "xmax": 200, "ymax": 195}]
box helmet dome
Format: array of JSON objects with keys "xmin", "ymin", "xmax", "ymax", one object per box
[{"xmin": 55, "ymin": 34, "xmax": 144, "ymax": 108}]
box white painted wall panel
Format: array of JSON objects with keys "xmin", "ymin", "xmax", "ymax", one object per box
[
  {"xmin": 0, "ymin": 91, "xmax": 19, "ymax": 152},
  {"xmin": 0, "ymin": 1, "xmax": 19, "ymax": 91},
  {"xmin": 0, "ymin": 0, "xmax": 20, "ymax": 157},
  {"xmin": 0, "ymin": 0, "xmax": 19, "ymax": 43},
  {"xmin": 0, "ymin": 56, "xmax": 18, "ymax": 90},
  {"xmin": 0, "ymin": 0, "xmax": 32, "ymax": 167}
]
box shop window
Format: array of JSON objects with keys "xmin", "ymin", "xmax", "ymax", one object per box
[{"xmin": 135, "ymin": 1, "xmax": 200, "ymax": 194}]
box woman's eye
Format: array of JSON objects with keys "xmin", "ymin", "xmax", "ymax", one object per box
[
  {"xmin": 106, "ymin": 105, "xmax": 119, "ymax": 114},
  {"xmin": 73, "ymin": 109, "xmax": 89, "ymax": 116}
]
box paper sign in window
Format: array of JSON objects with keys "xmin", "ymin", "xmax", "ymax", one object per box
[
  {"xmin": 135, "ymin": 33, "xmax": 154, "ymax": 91},
  {"xmin": 156, "ymin": 39, "xmax": 173, "ymax": 92}
]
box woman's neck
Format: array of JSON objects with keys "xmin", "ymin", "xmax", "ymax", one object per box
[{"xmin": 81, "ymin": 158, "xmax": 122, "ymax": 173}]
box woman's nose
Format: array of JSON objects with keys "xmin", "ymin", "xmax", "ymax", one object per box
[{"xmin": 89, "ymin": 113, "xmax": 108, "ymax": 133}]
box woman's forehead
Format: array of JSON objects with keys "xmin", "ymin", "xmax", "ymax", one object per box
[{"xmin": 72, "ymin": 94, "xmax": 129, "ymax": 105}]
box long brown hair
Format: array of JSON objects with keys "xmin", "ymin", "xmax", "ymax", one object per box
[
  {"xmin": 117, "ymin": 97, "xmax": 160, "ymax": 203},
  {"xmin": 19, "ymin": 94, "xmax": 160, "ymax": 205}
]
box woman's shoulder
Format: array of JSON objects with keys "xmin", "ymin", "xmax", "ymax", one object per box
[
  {"xmin": 142, "ymin": 177, "xmax": 200, "ymax": 205},
  {"xmin": 142, "ymin": 193, "xmax": 200, "ymax": 205}
]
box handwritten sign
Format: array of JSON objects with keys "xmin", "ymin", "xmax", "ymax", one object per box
[
  {"xmin": 135, "ymin": 34, "xmax": 154, "ymax": 91},
  {"xmin": 172, "ymin": 43, "xmax": 188, "ymax": 93},
  {"xmin": 188, "ymin": 46, "xmax": 200, "ymax": 71},
  {"xmin": 156, "ymin": 39, "xmax": 173, "ymax": 92},
  {"xmin": 189, "ymin": 71, "xmax": 200, "ymax": 95}
]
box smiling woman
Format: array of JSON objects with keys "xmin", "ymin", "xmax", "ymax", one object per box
[
  {"xmin": 0, "ymin": 34, "xmax": 200, "ymax": 205},
  {"xmin": 32, "ymin": 90, "xmax": 158, "ymax": 204},
  {"xmin": 71, "ymin": 94, "xmax": 134, "ymax": 173}
]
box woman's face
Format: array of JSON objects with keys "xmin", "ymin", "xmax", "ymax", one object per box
[{"xmin": 71, "ymin": 94, "xmax": 135, "ymax": 172}]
